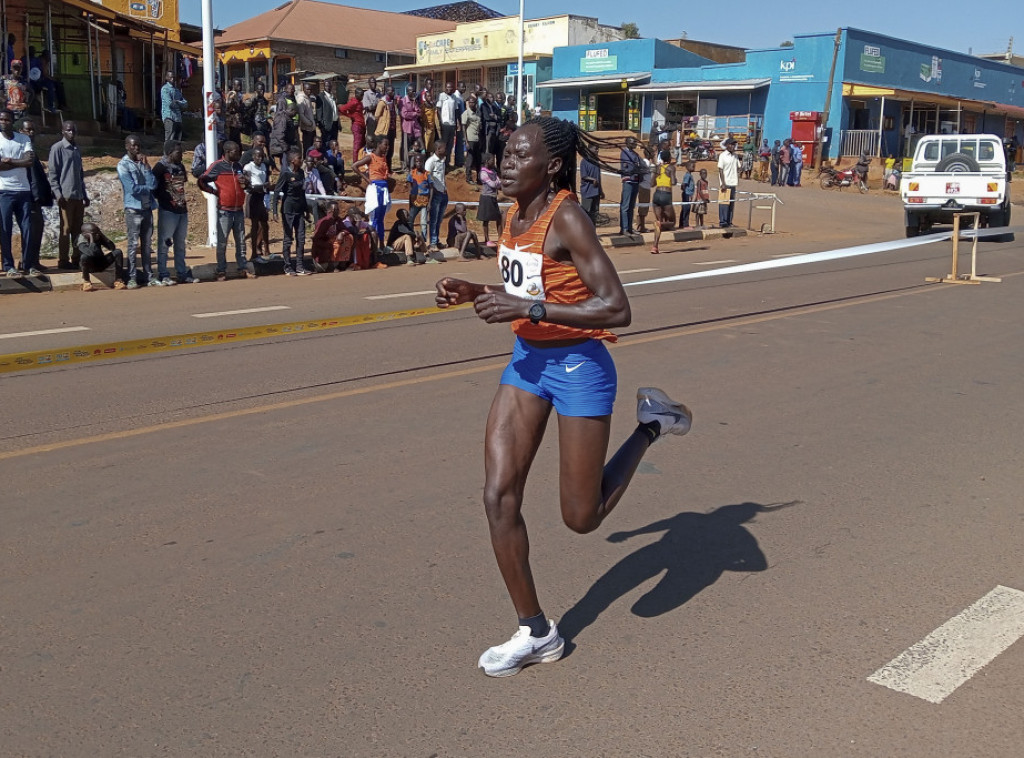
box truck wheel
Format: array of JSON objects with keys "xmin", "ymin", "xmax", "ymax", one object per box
[
  {"xmin": 905, "ymin": 211, "xmax": 921, "ymax": 237},
  {"xmin": 988, "ymin": 202, "xmax": 1015, "ymax": 243},
  {"xmin": 935, "ymin": 153, "xmax": 981, "ymax": 173}
]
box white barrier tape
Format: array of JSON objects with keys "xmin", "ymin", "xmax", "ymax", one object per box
[
  {"xmin": 623, "ymin": 226, "xmax": 1020, "ymax": 287},
  {"xmin": 267, "ymin": 191, "xmax": 515, "ymax": 209}
]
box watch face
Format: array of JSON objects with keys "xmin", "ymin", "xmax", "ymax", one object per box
[{"xmin": 529, "ymin": 302, "xmax": 545, "ymax": 322}]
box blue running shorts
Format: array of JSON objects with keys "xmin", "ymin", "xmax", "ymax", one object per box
[{"xmin": 500, "ymin": 337, "xmax": 617, "ymax": 417}]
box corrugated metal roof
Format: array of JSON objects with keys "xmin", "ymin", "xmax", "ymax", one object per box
[
  {"xmin": 404, "ymin": 2, "xmax": 503, "ymax": 23},
  {"xmin": 217, "ymin": 0, "xmax": 454, "ymax": 51}
]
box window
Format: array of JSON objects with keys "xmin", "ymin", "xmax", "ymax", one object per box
[
  {"xmin": 375, "ymin": 52, "xmax": 385, "ymax": 63},
  {"xmin": 487, "ymin": 66, "xmax": 505, "ymax": 94},
  {"xmin": 335, "ymin": 49, "xmax": 348, "ymax": 59}
]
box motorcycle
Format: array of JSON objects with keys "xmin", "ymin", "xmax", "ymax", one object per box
[
  {"xmin": 688, "ymin": 139, "xmax": 714, "ymax": 162},
  {"xmin": 818, "ymin": 164, "xmax": 868, "ymax": 193}
]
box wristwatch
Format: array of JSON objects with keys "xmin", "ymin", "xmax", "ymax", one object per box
[{"xmin": 528, "ymin": 302, "xmax": 547, "ymax": 325}]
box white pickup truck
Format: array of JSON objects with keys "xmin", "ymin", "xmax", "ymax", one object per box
[{"xmin": 900, "ymin": 134, "xmax": 1013, "ymax": 241}]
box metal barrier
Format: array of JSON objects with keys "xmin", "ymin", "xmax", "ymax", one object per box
[{"xmin": 839, "ymin": 130, "xmax": 880, "ymax": 157}]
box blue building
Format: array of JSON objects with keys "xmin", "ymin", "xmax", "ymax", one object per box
[{"xmin": 540, "ymin": 29, "xmax": 1024, "ymax": 163}]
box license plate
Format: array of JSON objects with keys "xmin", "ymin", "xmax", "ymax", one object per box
[{"xmin": 946, "ymin": 182, "xmax": 960, "ymax": 194}]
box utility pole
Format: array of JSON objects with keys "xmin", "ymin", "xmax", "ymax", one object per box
[
  {"xmin": 814, "ymin": 28, "xmax": 842, "ymax": 169},
  {"xmin": 201, "ymin": 0, "xmax": 218, "ymax": 246}
]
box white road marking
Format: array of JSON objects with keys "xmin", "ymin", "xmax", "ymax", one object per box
[
  {"xmin": 618, "ymin": 268, "xmax": 659, "ymax": 274},
  {"xmin": 192, "ymin": 306, "xmax": 292, "ymax": 318},
  {"xmin": 0, "ymin": 326, "xmax": 90, "ymax": 340},
  {"xmin": 365, "ymin": 290, "xmax": 437, "ymax": 300},
  {"xmin": 771, "ymin": 253, "xmax": 805, "ymax": 258},
  {"xmin": 868, "ymin": 585, "xmax": 1024, "ymax": 704},
  {"xmin": 693, "ymin": 260, "xmax": 737, "ymax": 266}
]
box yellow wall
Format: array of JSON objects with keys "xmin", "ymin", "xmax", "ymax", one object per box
[
  {"xmin": 416, "ymin": 16, "xmax": 569, "ymax": 66},
  {"xmin": 98, "ymin": 0, "xmax": 181, "ymax": 41}
]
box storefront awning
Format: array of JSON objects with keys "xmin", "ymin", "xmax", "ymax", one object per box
[
  {"xmin": 843, "ymin": 83, "xmax": 1024, "ymax": 119},
  {"xmin": 536, "ymin": 73, "xmax": 650, "ymax": 89},
  {"xmin": 631, "ymin": 78, "xmax": 771, "ymax": 93},
  {"xmin": 384, "ymin": 54, "xmax": 546, "ymax": 78}
]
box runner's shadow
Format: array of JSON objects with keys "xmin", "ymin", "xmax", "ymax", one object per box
[{"xmin": 558, "ymin": 500, "xmax": 798, "ymax": 652}]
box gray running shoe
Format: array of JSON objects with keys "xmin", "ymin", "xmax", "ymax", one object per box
[
  {"xmin": 126, "ymin": 279, "xmax": 139, "ymax": 289},
  {"xmin": 478, "ymin": 620, "xmax": 564, "ymax": 677},
  {"xmin": 161, "ymin": 277, "xmax": 176, "ymax": 286},
  {"xmin": 636, "ymin": 387, "xmax": 692, "ymax": 438}
]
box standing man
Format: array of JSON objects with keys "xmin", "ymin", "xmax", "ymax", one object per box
[
  {"xmin": 362, "ymin": 77, "xmax": 381, "ymax": 138},
  {"xmin": 399, "ymin": 83, "xmax": 422, "ymax": 169},
  {"xmin": 339, "ymin": 87, "xmax": 366, "ymax": 163},
  {"xmin": 778, "ymin": 139, "xmax": 792, "ymax": 187},
  {"xmin": 160, "ymin": 72, "xmax": 186, "ymax": 142},
  {"xmin": 373, "ymin": 86, "xmax": 397, "ymax": 170},
  {"xmin": 19, "ymin": 118, "xmax": 51, "ymax": 275},
  {"xmin": 578, "ymin": 152, "xmax": 603, "ymax": 226},
  {"xmin": 424, "ymin": 140, "xmax": 448, "ymax": 251},
  {"xmin": 0, "ymin": 108, "xmax": 35, "ymax": 278},
  {"xmin": 452, "ymin": 80, "xmax": 466, "ymax": 169},
  {"xmin": 717, "ymin": 137, "xmax": 740, "ymax": 228},
  {"xmin": 315, "ymin": 79, "xmax": 339, "ymax": 146},
  {"xmin": 788, "ymin": 141, "xmax": 803, "ymax": 187},
  {"xmin": 152, "ymin": 140, "xmax": 197, "ymax": 284},
  {"xmin": 461, "ymin": 94, "xmax": 482, "ymax": 184},
  {"xmin": 296, "ymin": 81, "xmax": 317, "ymax": 154},
  {"xmin": 198, "ymin": 140, "xmax": 253, "ymax": 281},
  {"xmin": 618, "ymin": 136, "xmax": 642, "ymax": 236},
  {"xmin": 249, "ymin": 81, "xmax": 270, "ymax": 139},
  {"xmin": 769, "ymin": 139, "xmax": 782, "ymax": 186},
  {"xmin": 437, "ymin": 81, "xmax": 457, "ymax": 170},
  {"xmin": 116, "ymin": 134, "xmax": 157, "ymax": 287},
  {"xmin": 47, "ymin": 122, "xmax": 90, "ymax": 272},
  {"xmin": 224, "ymin": 79, "xmax": 244, "ymax": 145}
]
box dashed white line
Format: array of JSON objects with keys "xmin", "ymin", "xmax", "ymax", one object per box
[
  {"xmin": 868, "ymin": 585, "xmax": 1024, "ymax": 704},
  {"xmin": 618, "ymin": 268, "xmax": 659, "ymax": 274},
  {"xmin": 693, "ymin": 260, "xmax": 737, "ymax": 266},
  {"xmin": 365, "ymin": 290, "xmax": 438, "ymax": 300},
  {"xmin": 0, "ymin": 326, "xmax": 90, "ymax": 340},
  {"xmin": 771, "ymin": 253, "xmax": 805, "ymax": 258},
  {"xmin": 192, "ymin": 306, "xmax": 292, "ymax": 318}
]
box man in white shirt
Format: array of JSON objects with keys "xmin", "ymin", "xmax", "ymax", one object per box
[
  {"xmin": 423, "ymin": 140, "xmax": 448, "ymax": 250},
  {"xmin": 717, "ymin": 137, "xmax": 741, "ymax": 228},
  {"xmin": 436, "ymin": 81, "xmax": 458, "ymax": 170},
  {"xmin": 0, "ymin": 108, "xmax": 36, "ymax": 277}
]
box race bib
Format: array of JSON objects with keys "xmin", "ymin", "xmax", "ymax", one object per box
[{"xmin": 498, "ymin": 243, "xmax": 544, "ymax": 300}]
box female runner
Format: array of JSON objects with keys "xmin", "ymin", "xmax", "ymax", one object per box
[{"xmin": 435, "ymin": 117, "xmax": 692, "ymax": 677}]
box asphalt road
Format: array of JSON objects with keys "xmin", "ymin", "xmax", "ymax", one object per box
[{"xmin": 3, "ymin": 185, "xmax": 1024, "ymax": 757}]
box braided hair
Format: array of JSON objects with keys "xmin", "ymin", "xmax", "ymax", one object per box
[{"xmin": 526, "ymin": 115, "xmax": 631, "ymax": 192}]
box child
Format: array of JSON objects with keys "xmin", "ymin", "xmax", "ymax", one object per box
[
  {"xmin": 695, "ymin": 168, "xmax": 710, "ymax": 229},
  {"xmin": 406, "ymin": 136, "xmax": 427, "ymax": 172},
  {"xmin": 407, "ymin": 153, "xmax": 431, "ymax": 245},
  {"xmin": 446, "ymin": 203, "xmax": 480, "ymax": 260},
  {"xmin": 77, "ymin": 222, "xmax": 127, "ymax": 292},
  {"xmin": 306, "ymin": 136, "xmax": 324, "ymax": 160},
  {"xmin": 388, "ymin": 208, "xmax": 426, "ymax": 265},
  {"xmin": 326, "ymin": 140, "xmax": 346, "ymax": 182},
  {"xmin": 242, "ymin": 147, "xmax": 270, "ymax": 261},
  {"xmin": 274, "ymin": 149, "xmax": 312, "ymax": 276},
  {"xmin": 475, "ymin": 152, "xmax": 502, "ymax": 247},
  {"xmin": 678, "ymin": 160, "xmax": 695, "ymax": 230}
]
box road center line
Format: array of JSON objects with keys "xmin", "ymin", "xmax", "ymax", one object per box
[
  {"xmin": 365, "ymin": 290, "xmax": 438, "ymax": 300},
  {"xmin": 867, "ymin": 585, "xmax": 1024, "ymax": 704},
  {"xmin": 192, "ymin": 306, "xmax": 292, "ymax": 318},
  {"xmin": 0, "ymin": 326, "xmax": 89, "ymax": 340},
  {"xmin": 693, "ymin": 260, "xmax": 737, "ymax": 266}
]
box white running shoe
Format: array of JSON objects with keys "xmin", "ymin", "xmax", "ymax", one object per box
[
  {"xmin": 478, "ymin": 620, "xmax": 564, "ymax": 677},
  {"xmin": 637, "ymin": 387, "xmax": 692, "ymax": 438}
]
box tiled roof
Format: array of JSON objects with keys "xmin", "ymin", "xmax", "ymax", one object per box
[
  {"xmin": 217, "ymin": 0, "xmax": 454, "ymax": 51},
  {"xmin": 404, "ymin": 2, "xmax": 503, "ymax": 22}
]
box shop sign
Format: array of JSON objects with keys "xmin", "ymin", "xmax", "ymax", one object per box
[
  {"xmin": 972, "ymin": 68, "xmax": 986, "ymax": 89},
  {"xmin": 860, "ymin": 45, "xmax": 885, "ymax": 74},
  {"xmin": 581, "ymin": 56, "xmax": 617, "ymax": 73},
  {"xmin": 919, "ymin": 56, "xmax": 942, "ymax": 84},
  {"xmin": 779, "ymin": 57, "xmax": 813, "ymax": 82}
]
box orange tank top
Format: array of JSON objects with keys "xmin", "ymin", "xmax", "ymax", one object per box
[
  {"xmin": 498, "ymin": 189, "xmax": 617, "ymax": 343},
  {"xmin": 368, "ymin": 153, "xmax": 389, "ymax": 181}
]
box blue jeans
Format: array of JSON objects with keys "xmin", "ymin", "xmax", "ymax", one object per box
[
  {"xmin": 428, "ymin": 190, "xmax": 448, "ymax": 246},
  {"xmin": 680, "ymin": 193, "xmax": 692, "ymax": 228},
  {"xmin": 124, "ymin": 207, "xmax": 153, "ymax": 283},
  {"xmin": 410, "ymin": 204, "xmax": 428, "ymax": 240},
  {"xmin": 718, "ymin": 185, "xmax": 736, "ymax": 227},
  {"xmin": 0, "ymin": 190, "xmax": 33, "ymax": 271},
  {"xmin": 157, "ymin": 210, "xmax": 189, "ymax": 280},
  {"xmin": 619, "ymin": 181, "xmax": 638, "ymax": 233},
  {"xmin": 216, "ymin": 209, "xmax": 247, "ymax": 274},
  {"xmin": 789, "ymin": 161, "xmax": 803, "ymax": 186}
]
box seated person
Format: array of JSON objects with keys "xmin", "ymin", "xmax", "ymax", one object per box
[
  {"xmin": 310, "ymin": 150, "xmax": 337, "ymax": 196},
  {"xmin": 445, "ymin": 202, "xmax": 482, "ymax": 260},
  {"xmin": 388, "ymin": 208, "xmax": 426, "ymax": 265},
  {"xmin": 325, "ymin": 140, "xmax": 345, "ymax": 180},
  {"xmin": 311, "ymin": 202, "xmax": 350, "ymax": 272},
  {"xmin": 342, "ymin": 208, "xmax": 384, "ymax": 270},
  {"xmin": 77, "ymin": 222, "xmax": 127, "ymax": 292},
  {"xmin": 4, "ymin": 60, "xmax": 31, "ymax": 117}
]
